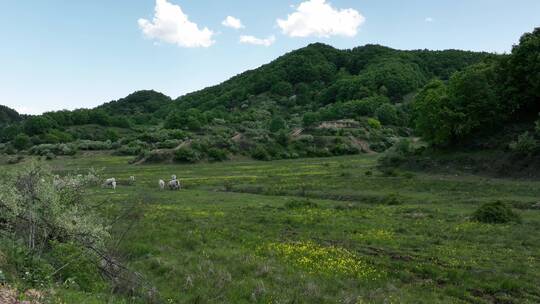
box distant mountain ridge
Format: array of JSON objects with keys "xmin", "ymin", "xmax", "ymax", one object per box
[{"xmin": 0, "ymin": 42, "xmax": 497, "ymax": 162}]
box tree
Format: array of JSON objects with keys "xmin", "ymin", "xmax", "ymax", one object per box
[
  {"xmin": 88, "ymin": 110, "xmax": 110, "ymax": 126},
  {"xmin": 303, "ymin": 112, "xmax": 320, "ymax": 127},
  {"xmin": 269, "ymin": 116, "xmax": 287, "ymax": 133},
  {"xmin": 13, "ymin": 134, "xmax": 31, "ymax": 150},
  {"xmin": 24, "ymin": 116, "xmax": 55, "ymax": 135},
  {"xmin": 375, "ymin": 103, "xmax": 399, "ymax": 125},
  {"xmin": 413, "ymin": 79, "xmax": 454, "ymax": 145},
  {"xmin": 357, "ymin": 58, "xmax": 427, "ymax": 101},
  {"xmin": 501, "ymin": 27, "xmax": 540, "ymax": 116},
  {"xmin": 165, "ymin": 109, "xmax": 205, "ymax": 131},
  {"xmin": 271, "ymin": 81, "xmax": 293, "ymax": 97},
  {"xmin": 0, "ymin": 162, "xmax": 108, "ymax": 251},
  {"xmin": 446, "ymin": 62, "xmax": 502, "ymax": 137},
  {"xmin": 413, "ymin": 63, "xmax": 503, "ymax": 145}
]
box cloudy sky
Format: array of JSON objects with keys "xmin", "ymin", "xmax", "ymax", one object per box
[{"xmin": 1, "ymin": 0, "xmax": 539, "ymax": 115}]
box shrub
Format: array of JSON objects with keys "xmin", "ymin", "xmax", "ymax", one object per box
[
  {"xmin": 76, "ymin": 140, "xmax": 113, "ymax": 151},
  {"xmin": 157, "ymin": 139, "xmax": 181, "ymax": 149},
  {"xmin": 0, "ymin": 163, "xmax": 109, "ymax": 288},
  {"xmin": 375, "ymin": 103, "xmax": 399, "ymax": 125},
  {"xmin": 208, "ymin": 148, "xmax": 228, "ymax": 162},
  {"xmin": 48, "ymin": 242, "xmax": 106, "ymax": 292},
  {"xmin": 382, "ymin": 193, "xmax": 404, "ymax": 205},
  {"xmin": 29, "ymin": 144, "xmax": 77, "ymax": 156},
  {"xmin": 472, "ymin": 202, "xmax": 521, "ymax": 224},
  {"xmin": 45, "ymin": 152, "xmax": 56, "ymax": 160},
  {"xmin": 251, "ymin": 145, "xmax": 271, "ymax": 161},
  {"xmin": 509, "ymin": 132, "xmax": 538, "ymax": 156},
  {"xmin": 302, "ymin": 112, "xmax": 320, "ymax": 127},
  {"xmin": 144, "ymin": 150, "xmax": 172, "ymax": 163},
  {"xmin": 378, "ymin": 138, "xmax": 414, "ymax": 168},
  {"xmin": 285, "ymin": 200, "xmax": 319, "ymax": 209},
  {"xmin": 367, "ymin": 118, "xmax": 382, "ymax": 129},
  {"xmin": 174, "ymin": 147, "xmax": 201, "ymax": 163},
  {"xmin": 7, "ymin": 155, "xmax": 24, "ymax": 164},
  {"xmin": 13, "ymin": 134, "xmax": 31, "ymax": 150},
  {"xmin": 115, "ymin": 145, "xmax": 143, "ymax": 156}
]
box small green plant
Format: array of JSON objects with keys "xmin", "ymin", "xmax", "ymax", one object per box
[
  {"xmin": 223, "ymin": 181, "xmax": 234, "ymax": 192},
  {"xmin": 284, "ymin": 200, "xmax": 319, "ymax": 209},
  {"xmin": 472, "ymin": 202, "xmax": 521, "ymax": 224},
  {"xmin": 382, "ymin": 193, "xmax": 404, "ymax": 206},
  {"xmin": 380, "ymin": 167, "xmax": 399, "ymax": 177}
]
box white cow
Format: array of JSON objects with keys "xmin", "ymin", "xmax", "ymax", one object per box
[
  {"xmin": 168, "ymin": 179, "xmax": 181, "ymax": 191},
  {"xmin": 103, "ymin": 178, "xmax": 116, "ymax": 189},
  {"xmin": 159, "ymin": 179, "xmax": 165, "ymax": 190},
  {"xmin": 171, "ymin": 175, "xmax": 177, "ymax": 181}
]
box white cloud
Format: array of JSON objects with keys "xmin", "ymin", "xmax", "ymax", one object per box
[
  {"xmin": 138, "ymin": 0, "xmax": 214, "ymax": 48},
  {"xmin": 239, "ymin": 35, "xmax": 276, "ymax": 47},
  {"xmin": 277, "ymin": 0, "xmax": 365, "ymax": 38},
  {"xmin": 425, "ymin": 17, "xmax": 434, "ymax": 22},
  {"xmin": 222, "ymin": 16, "xmax": 244, "ymax": 30}
]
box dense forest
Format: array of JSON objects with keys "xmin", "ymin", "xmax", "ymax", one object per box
[{"xmin": 1, "ymin": 28, "xmax": 539, "ymax": 165}]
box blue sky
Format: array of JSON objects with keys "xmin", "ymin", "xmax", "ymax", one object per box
[{"xmin": 1, "ymin": 0, "xmax": 539, "ymax": 115}]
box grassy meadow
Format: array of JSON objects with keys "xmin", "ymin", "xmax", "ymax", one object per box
[{"xmin": 31, "ymin": 154, "xmax": 540, "ymax": 303}]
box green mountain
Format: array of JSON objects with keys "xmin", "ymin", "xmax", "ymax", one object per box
[{"xmin": 0, "ymin": 43, "xmax": 494, "ymax": 160}]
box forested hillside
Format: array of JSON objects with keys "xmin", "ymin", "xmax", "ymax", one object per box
[
  {"xmin": 0, "ymin": 105, "xmax": 21, "ymax": 126},
  {"xmin": 2, "ymin": 28, "xmax": 539, "ymax": 166}
]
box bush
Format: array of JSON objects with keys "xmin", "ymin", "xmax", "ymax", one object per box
[
  {"xmin": 0, "ymin": 163, "xmax": 109, "ymax": 289},
  {"xmin": 375, "ymin": 103, "xmax": 399, "ymax": 125},
  {"xmin": 381, "ymin": 193, "xmax": 404, "ymax": 205},
  {"xmin": 7, "ymin": 155, "xmax": 24, "ymax": 164},
  {"xmin": 285, "ymin": 200, "xmax": 319, "ymax": 209},
  {"xmin": 48, "ymin": 242, "xmax": 106, "ymax": 292},
  {"xmin": 13, "ymin": 134, "xmax": 31, "ymax": 150},
  {"xmin": 251, "ymin": 145, "xmax": 271, "ymax": 161},
  {"xmin": 174, "ymin": 147, "xmax": 201, "ymax": 163},
  {"xmin": 157, "ymin": 139, "xmax": 182, "ymax": 149},
  {"xmin": 29, "ymin": 144, "xmax": 77, "ymax": 156},
  {"xmin": 45, "ymin": 152, "xmax": 56, "ymax": 160},
  {"xmin": 472, "ymin": 202, "xmax": 521, "ymax": 224},
  {"xmin": 208, "ymin": 148, "xmax": 228, "ymax": 162},
  {"xmin": 367, "ymin": 118, "xmax": 382, "ymax": 129},
  {"xmin": 509, "ymin": 132, "xmax": 538, "ymax": 156},
  {"xmin": 76, "ymin": 140, "xmax": 113, "ymax": 151},
  {"xmin": 115, "ymin": 145, "xmax": 143, "ymax": 156},
  {"xmin": 144, "ymin": 150, "xmax": 172, "ymax": 163}
]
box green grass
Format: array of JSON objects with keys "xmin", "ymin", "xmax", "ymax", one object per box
[{"xmin": 15, "ymin": 154, "xmax": 540, "ymax": 303}]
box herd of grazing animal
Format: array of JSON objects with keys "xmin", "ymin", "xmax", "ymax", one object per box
[{"xmin": 102, "ymin": 175, "xmax": 182, "ymax": 191}]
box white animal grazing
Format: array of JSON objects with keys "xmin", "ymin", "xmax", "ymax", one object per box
[
  {"xmin": 103, "ymin": 178, "xmax": 116, "ymax": 188},
  {"xmin": 159, "ymin": 179, "xmax": 165, "ymax": 190},
  {"xmin": 168, "ymin": 179, "xmax": 181, "ymax": 191},
  {"xmin": 130, "ymin": 176, "xmax": 136, "ymax": 182},
  {"xmin": 171, "ymin": 175, "xmax": 177, "ymax": 181}
]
